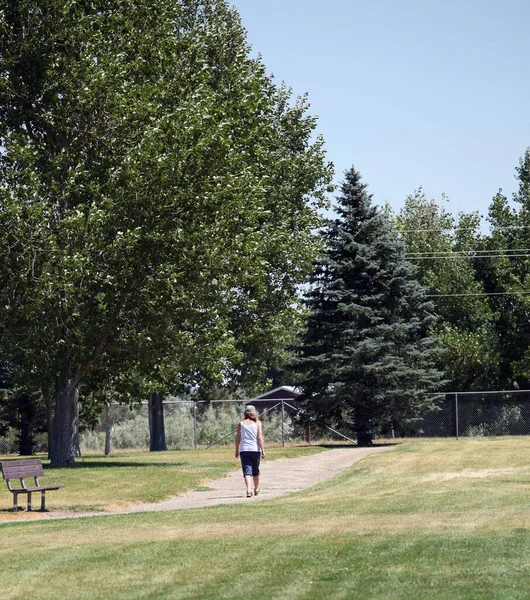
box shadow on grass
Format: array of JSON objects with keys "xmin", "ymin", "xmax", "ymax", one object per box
[
  {"xmin": 49, "ymin": 461, "xmax": 201, "ymax": 469},
  {"xmin": 0, "ymin": 456, "xmax": 201, "ymax": 469},
  {"xmin": 0, "ymin": 505, "xmax": 105, "ymax": 514},
  {"xmin": 319, "ymin": 442, "xmax": 400, "ymax": 449}
]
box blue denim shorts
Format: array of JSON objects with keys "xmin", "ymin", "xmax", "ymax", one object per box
[{"xmin": 240, "ymin": 451, "xmax": 261, "ymax": 477}]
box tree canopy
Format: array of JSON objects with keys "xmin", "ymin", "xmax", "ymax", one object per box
[
  {"xmin": 0, "ymin": 0, "xmax": 333, "ymax": 464},
  {"xmin": 395, "ymin": 191, "xmax": 500, "ymax": 390},
  {"xmin": 394, "ymin": 149, "xmax": 530, "ymax": 391}
]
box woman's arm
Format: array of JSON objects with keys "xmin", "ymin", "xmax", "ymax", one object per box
[
  {"xmin": 235, "ymin": 423, "xmax": 241, "ymax": 457},
  {"xmin": 257, "ymin": 421, "xmax": 265, "ymax": 457}
]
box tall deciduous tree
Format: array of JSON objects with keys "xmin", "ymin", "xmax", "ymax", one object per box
[
  {"xmin": 0, "ymin": 0, "xmax": 332, "ymax": 465},
  {"xmin": 396, "ymin": 191, "xmax": 500, "ymax": 390},
  {"xmin": 395, "ymin": 149, "xmax": 530, "ymax": 391},
  {"xmin": 477, "ymin": 148, "xmax": 530, "ymax": 385},
  {"xmin": 294, "ymin": 167, "xmax": 443, "ymax": 446}
]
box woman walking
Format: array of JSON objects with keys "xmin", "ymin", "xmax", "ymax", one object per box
[{"xmin": 235, "ymin": 404, "xmax": 266, "ymax": 498}]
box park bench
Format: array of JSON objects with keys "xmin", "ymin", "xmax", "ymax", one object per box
[{"xmin": 0, "ymin": 458, "xmax": 65, "ymax": 512}]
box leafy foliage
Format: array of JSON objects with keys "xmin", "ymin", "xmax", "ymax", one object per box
[
  {"xmin": 0, "ymin": 0, "xmax": 332, "ymax": 464},
  {"xmin": 396, "ymin": 190, "xmax": 501, "ymax": 390},
  {"xmin": 393, "ymin": 148, "xmax": 530, "ymax": 391}
]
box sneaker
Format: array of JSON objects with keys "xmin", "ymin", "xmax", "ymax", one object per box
[
  {"xmin": 254, "ymin": 488, "xmax": 260, "ymax": 496},
  {"xmin": 246, "ymin": 491, "xmax": 253, "ymax": 498}
]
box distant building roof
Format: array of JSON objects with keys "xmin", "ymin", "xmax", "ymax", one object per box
[{"xmin": 252, "ymin": 386, "xmax": 301, "ymax": 400}]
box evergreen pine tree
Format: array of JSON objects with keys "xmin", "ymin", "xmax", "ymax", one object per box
[{"xmin": 295, "ymin": 167, "xmax": 444, "ymax": 445}]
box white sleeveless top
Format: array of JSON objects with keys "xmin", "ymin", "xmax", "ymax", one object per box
[{"xmin": 239, "ymin": 421, "xmax": 259, "ymax": 452}]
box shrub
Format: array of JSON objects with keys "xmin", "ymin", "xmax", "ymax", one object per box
[
  {"xmin": 80, "ymin": 431, "xmax": 104, "ymax": 452},
  {"xmin": 164, "ymin": 403, "xmax": 195, "ymax": 450},
  {"xmin": 111, "ymin": 414, "xmax": 150, "ymax": 450}
]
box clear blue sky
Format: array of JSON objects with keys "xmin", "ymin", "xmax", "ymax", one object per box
[{"xmin": 230, "ymin": 0, "xmax": 530, "ymax": 222}]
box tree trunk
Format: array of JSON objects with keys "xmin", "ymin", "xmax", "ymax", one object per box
[
  {"xmin": 74, "ymin": 403, "xmax": 81, "ymax": 457},
  {"xmin": 18, "ymin": 418, "xmax": 33, "ymax": 456},
  {"xmin": 148, "ymin": 392, "xmax": 167, "ymax": 451},
  {"xmin": 104, "ymin": 403, "xmax": 112, "ymax": 456},
  {"xmin": 50, "ymin": 368, "xmax": 79, "ymax": 466},
  {"xmin": 356, "ymin": 428, "xmax": 373, "ymax": 447},
  {"xmin": 355, "ymin": 407, "xmax": 373, "ymax": 447},
  {"xmin": 305, "ymin": 423, "xmax": 312, "ymax": 444},
  {"xmin": 46, "ymin": 394, "xmax": 53, "ymax": 459},
  {"xmin": 17, "ymin": 394, "xmax": 33, "ymax": 456}
]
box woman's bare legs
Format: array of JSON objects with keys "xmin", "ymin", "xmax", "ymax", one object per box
[
  {"xmin": 244, "ymin": 475, "xmax": 253, "ymax": 494},
  {"xmin": 244, "ymin": 475, "xmax": 260, "ymax": 496}
]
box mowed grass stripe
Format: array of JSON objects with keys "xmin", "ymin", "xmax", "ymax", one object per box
[
  {"xmin": 3, "ymin": 530, "xmax": 530, "ymax": 599},
  {"xmin": 2, "ymin": 438, "xmax": 530, "ymax": 599}
]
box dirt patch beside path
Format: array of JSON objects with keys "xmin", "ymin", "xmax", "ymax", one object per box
[{"xmin": 1, "ymin": 446, "xmax": 393, "ymax": 522}]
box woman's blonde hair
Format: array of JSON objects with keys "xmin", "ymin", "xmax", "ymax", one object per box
[{"xmin": 244, "ymin": 405, "xmax": 258, "ymax": 422}]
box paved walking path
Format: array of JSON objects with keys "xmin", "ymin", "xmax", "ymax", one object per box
[
  {"xmin": 126, "ymin": 445, "xmax": 392, "ymax": 513},
  {"xmin": 0, "ymin": 446, "xmax": 392, "ymax": 522}
]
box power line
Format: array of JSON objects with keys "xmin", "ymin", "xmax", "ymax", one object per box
[
  {"xmin": 400, "ymin": 224, "xmax": 530, "ymax": 234},
  {"xmin": 426, "ymin": 291, "xmax": 530, "ymax": 298},
  {"xmin": 406, "ymin": 247, "xmax": 530, "ymax": 259},
  {"xmin": 407, "ymin": 247, "xmax": 530, "ymax": 256},
  {"xmin": 409, "ymin": 252, "xmax": 530, "ymax": 261}
]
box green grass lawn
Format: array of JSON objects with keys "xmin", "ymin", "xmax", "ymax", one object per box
[{"xmin": 2, "ymin": 438, "xmax": 530, "ymax": 599}]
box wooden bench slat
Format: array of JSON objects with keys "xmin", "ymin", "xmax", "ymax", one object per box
[
  {"xmin": 9, "ymin": 486, "xmax": 65, "ymax": 492},
  {"xmin": 2, "ymin": 458, "xmax": 42, "ymax": 466},
  {"xmin": 1, "ymin": 466, "xmax": 44, "ymax": 479},
  {"xmin": 1, "ymin": 459, "xmax": 42, "ymax": 469},
  {"xmin": 0, "ymin": 460, "xmax": 53, "ymax": 473}
]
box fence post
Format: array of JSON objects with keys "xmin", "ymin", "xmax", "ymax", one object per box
[
  {"xmin": 455, "ymin": 392, "xmax": 459, "ymax": 440},
  {"xmin": 281, "ymin": 400, "xmax": 285, "ymax": 447},
  {"xmin": 104, "ymin": 402, "xmax": 111, "ymax": 456},
  {"xmin": 193, "ymin": 401, "xmax": 198, "ymax": 449}
]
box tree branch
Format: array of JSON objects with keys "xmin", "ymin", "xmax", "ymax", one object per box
[{"xmin": 77, "ymin": 337, "xmax": 107, "ymax": 382}]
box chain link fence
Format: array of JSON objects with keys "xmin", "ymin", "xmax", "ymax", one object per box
[
  {"xmin": 391, "ymin": 390, "xmax": 530, "ymax": 439},
  {"xmin": 0, "ymin": 398, "xmax": 306, "ymax": 456},
  {"xmin": 3, "ymin": 390, "xmax": 530, "ymax": 456},
  {"xmin": 0, "ymin": 430, "xmax": 48, "ymax": 457},
  {"xmin": 81, "ymin": 398, "xmax": 305, "ymax": 453}
]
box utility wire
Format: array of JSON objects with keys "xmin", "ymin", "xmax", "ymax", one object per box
[
  {"xmin": 406, "ymin": 247, "xmax": 530, "ymax": 258},
  {"xmin": 426, "ymin": 291, "xmax": 530, "ymax": 298},
  {"xmin": 407, "ymin": 247, "xmax": 530, "ymax": 256},
  {"xmin": 400, "ymin": 224, "xmax": 530, "ymax": 234},
  {"xmin": 409, "ymin": 252, "xmax": 530, "ymax": 261}
]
